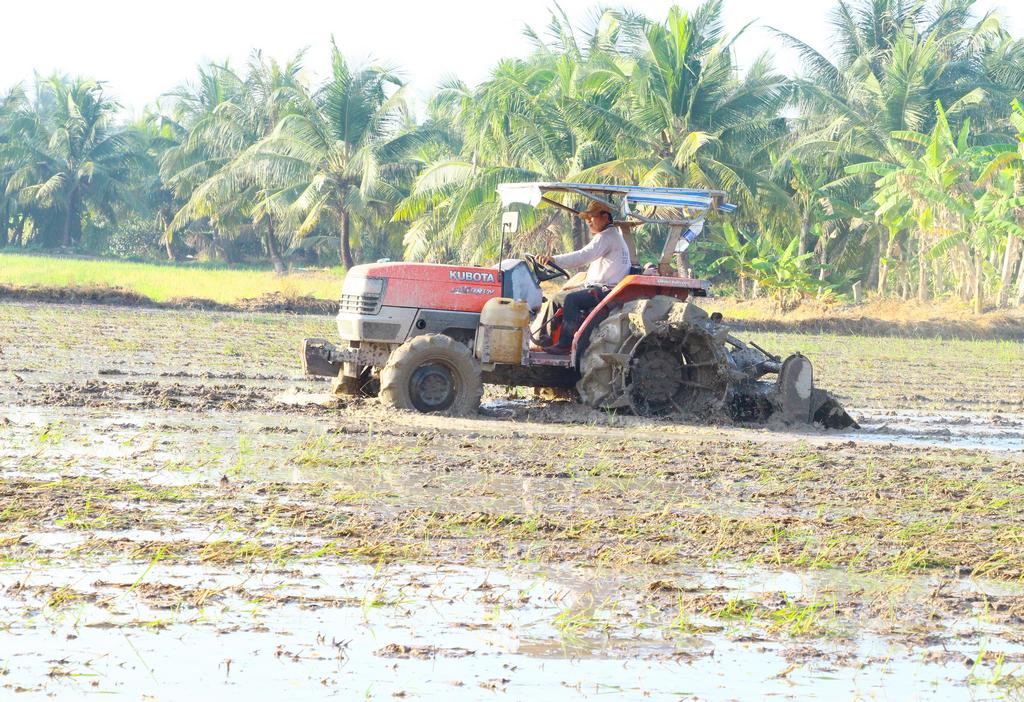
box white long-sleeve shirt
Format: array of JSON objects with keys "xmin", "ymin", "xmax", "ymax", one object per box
[{"xmin": 552, "ymin": 226, "xmax": 631, "ymax": 287}]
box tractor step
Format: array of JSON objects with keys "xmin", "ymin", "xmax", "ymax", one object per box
[{"xmin": 527, "ymin": 350, "xmax": 575, "ymax": 367}]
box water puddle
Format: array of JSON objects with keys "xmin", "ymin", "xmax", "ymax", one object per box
[
  {"xmin": 1, "ymin": 559, "xmax": 1019, "ymax": 700},
  {"xmin": 857, "ymin": 409, "xmax": 1024, "ymax": 452}
]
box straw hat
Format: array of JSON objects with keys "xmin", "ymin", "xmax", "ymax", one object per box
[{"xmin": 578, "ymin": 200, "xmax": 614, "ymax": 221}]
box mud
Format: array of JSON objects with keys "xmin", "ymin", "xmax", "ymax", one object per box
[{"xmin": 1, "ymin": 300, "xmax": 1023, "ymax": 699}]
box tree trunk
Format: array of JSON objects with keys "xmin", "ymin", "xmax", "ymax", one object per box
[
  {"xmin": 61, "ymin": 197, "xmax": 74, "ymax": 248},
  {"xmin": 998, "ymin": 235, "xmax": 1019, "ymax": 308},
  {"xmin": 12, "ymin": 214, "xmax": 22, "ymax": 246},
  {"xmin": 158, "ymin": 207, "xmax": 178, "ymax": 262},
  {"xmin": 264, "ymin": 218, "xmax": 286, "ymax": 275},
  {"xmin": 571, "ymin": 215, "xmax": 586, "ymax": 250},
  {"xmin": 917, "ymin": 236, "xmax": 928, "ymax": 303},
  {"xmin": 62, "ymin": 186, "xmax": 84, "ymax": 249},
  {"xmin": 798, "ymin": 209, "xmax": 811, "ymax": 267},
  {"xmin": 957, "ymin": 244, "xmax": 972, "ymax": 301},
  {"xmin": 929, "ymin": 257, "xmax": 940, "ymax": 297},
  {"xmin": 865, "ymin": 230, "xmax": 879, "ymax": 292},
  {"xmin": 1008, "ymin": 175, "xmax": 1024, "ymax": 307},
  {"xmin": 816, "ymin": 233, "xmax": 828, "ymax": 297},
  {"xmin": 677, "ymin": 249, "xmax": 690, "ymax": 278},
  {"xmin": 973, "ymin": 246, "xmax": 984, "ymax": 315},
  {"xmin": 878, "ymin": 228, "xmax": 896, "ymax": 296},
  {"xmin": 0, "ymin": 212, "xmax": 13, "ymax": 248},
  {"xmin": 340, "ymin": 210, "xmax": 354, "ymax": 269},
  {"xmin": 1015, "ymin": 256, "xmax": 1024, "ymax": 306},
  {"xmin": 213, "ymin": 227, "xmax": 236, "ymax": 264}
]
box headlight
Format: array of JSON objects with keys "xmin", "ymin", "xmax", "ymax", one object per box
[{"xmin": 341, "ymin": 276, "xmax": 385, "ymax": 297}]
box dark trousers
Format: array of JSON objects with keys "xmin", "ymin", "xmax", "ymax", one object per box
[{"xmin": 557, "ymin": 286, "xmax": 609, "ymax": 348}]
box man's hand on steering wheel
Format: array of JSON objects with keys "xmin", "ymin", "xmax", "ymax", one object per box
[{"xmin": 524, "ymin": 253, "xmax": 570, "ymax": 282}]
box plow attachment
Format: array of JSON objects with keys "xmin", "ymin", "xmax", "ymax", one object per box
[
  {"xmin": 725, "ymin": 349, "xmax": 859, "ymax": 430},
  {"xmin": 577, "ymin": 297, "xmax": 858, "ymax": 429}
]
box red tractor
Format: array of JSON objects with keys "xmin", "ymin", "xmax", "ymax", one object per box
[{"xmin": 303, "ymin": 183, "xmax": 855, "ymax": 429}]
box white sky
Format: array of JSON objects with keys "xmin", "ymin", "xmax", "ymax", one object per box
[{"xmin": 2, "ymin": 0, "xmax": 1021, "ymax": 116}]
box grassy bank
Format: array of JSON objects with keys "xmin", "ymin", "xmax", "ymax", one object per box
[
  {"xmin": 702, "ymin": 294, "xmax": 1024, "ymax": 339},
  {"xmin": 2, "ymin": 253, "xmax": 1023, "ymax": 338},
  {"xmin": 0, "ymin": 252, "xmax": 341, "ymax": 304}
]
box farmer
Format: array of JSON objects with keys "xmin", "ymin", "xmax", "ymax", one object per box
[{"xmin": 538, "ymin": 200, "xmax": 631, "ymax": 355}]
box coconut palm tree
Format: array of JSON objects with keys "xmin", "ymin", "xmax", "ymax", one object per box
[
  {"xmin": 3, "ymin": 75, "xmax": 140, "ymax": 248},
  {"xmin": 162, "ymin": 53, "xmax": 308, "ymax": 271},
  {"xmin": 228, "ymin": 42, "xmax": 412, "ymax": 269},
  {"xmin": 395, "ymin": 49, "xmax": 609, "ymax": 264},
  {"xmin": 779, "ymin": 0, "xmax": 1020, "ymax": 162},
  {"xmin": 585, "ymin": 1, "xmax": 789, "ymax": 207},
  {"xmin": 126, "ymin": 108, "xmax": 185, "ymax": 259},
  {"xmin": 160, "ymin": 61, "xmax": 249, "ymax": 262},
  {"xmin": 0, "ymin": 85, "xmax": 28, "ymax": 246},
  {"xmin": 778, "ymin": 0, "xmax": 1024, "ymax": 300},
  {"xmin": 395, "ymin": 4, "xmax": 783, "ymax": 265}
]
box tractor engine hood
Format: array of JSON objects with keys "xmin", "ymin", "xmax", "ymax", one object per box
[{"xmin": 343, "ymin": 262, "xmax": 502, "ymax": 313}]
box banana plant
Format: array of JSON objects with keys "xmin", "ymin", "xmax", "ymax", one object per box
[
  {"xmin": 975, "ymin": 100, "xmax": 1024, "ymax": 307},
  {"xmin": 849, "ymin": 103, "xmax": 981, "ymax": 306},
  {"xmin": 749, "ymin": 235, "xmax": 820, "ymax": 309},
  {"xmin": 706, "ymin": 222, "xmax": 758, "ymax": 297}
]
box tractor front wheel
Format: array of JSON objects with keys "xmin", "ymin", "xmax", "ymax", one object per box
[{"xmin": 380, "ymin": 334, "xmax": 483, "ymax": 416}]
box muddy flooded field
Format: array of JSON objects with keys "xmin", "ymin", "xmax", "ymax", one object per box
[{"xmin": 2, "ymin": 301, "xmax": 1023, "ymax": 700}]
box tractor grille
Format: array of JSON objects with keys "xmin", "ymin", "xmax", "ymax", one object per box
[{"xmin": 339, "ymin": 293, "xmax": 382, "ymax": 315}]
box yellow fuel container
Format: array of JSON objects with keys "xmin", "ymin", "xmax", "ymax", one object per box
[{"xmin": 476, "ymin": 298, "xmax": 530, "ymax": 365}]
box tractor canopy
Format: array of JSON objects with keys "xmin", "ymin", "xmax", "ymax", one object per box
[{"xmin": 497, "ymin": 182, "xmax": 738, "ymax": 229}]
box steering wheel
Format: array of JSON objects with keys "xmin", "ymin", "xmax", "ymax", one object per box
[{"xmin": 524, "ymin": 253, "xmax": 570, "ymax": 283}]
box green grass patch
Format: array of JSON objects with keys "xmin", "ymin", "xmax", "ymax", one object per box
[{"xmin": 0, "ymin": 252, "xmax": 342, "ymax": 304}]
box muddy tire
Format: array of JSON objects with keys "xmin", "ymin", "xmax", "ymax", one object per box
[
  {"xmin": 577, "ymin": 296, "xmax": 729, "ymax": 416},
  {"xmin": 380, "ymin": 334, "xmax": 483, "ymax": 416}
]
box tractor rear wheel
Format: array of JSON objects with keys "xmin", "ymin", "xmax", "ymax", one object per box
[
  {"xmin": 577, "ymin": 296, "xmax": 729, "ymax": 417},
  {"xmin": 380, "ymin": 334, "xmax": 483, "ymax": 416}
]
